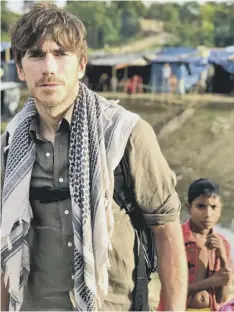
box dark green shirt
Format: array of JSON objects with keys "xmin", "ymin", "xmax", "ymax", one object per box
[
  {"xmin": 1, "ymin": 112, "xmax": 180, "ymax": 311},
  {"xmin": 22, "ymin": 116, "xmax": 74, "ymax": 310}
]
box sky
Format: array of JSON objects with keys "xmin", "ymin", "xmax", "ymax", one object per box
[
  {"xmin": 6, "ymin": 0, "xmax": 233, "ymax": 14},
  {"xmin": 6, "ymin": 0, "xmax": 66, "ymax": 13}
]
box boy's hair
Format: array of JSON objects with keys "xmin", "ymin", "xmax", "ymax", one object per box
[
  {"xmin": 188, "ymin": 178, "xmax": 221, "ymax": 204},
  {"xmin": 11, "ymin": 2, "xmax": 87, "ymax": 67}
]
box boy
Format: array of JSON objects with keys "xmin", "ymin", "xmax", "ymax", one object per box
[{"xmin": 158, "ymin": 178, "xmax": 233, "ymax": 311}]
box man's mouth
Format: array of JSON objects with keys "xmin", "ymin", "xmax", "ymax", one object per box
[{"xmin": 39, "ymin": 83, "xmax": 61, "ymax": 87}]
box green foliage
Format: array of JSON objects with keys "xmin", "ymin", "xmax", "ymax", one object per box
[
  {"xmin": 1, "ymin": 1, "xmax": 233, "ymax": 49},
  {"xmin": 66, "ymin": 1, "xmax": 141, "ymax": 49},
  {"xmin": 1, "ymin": 0, "xmax": 20, "ymax": 41},
  {"xmin": 145, "ymin": 1, "xmax": 233, "ymax": 47}
]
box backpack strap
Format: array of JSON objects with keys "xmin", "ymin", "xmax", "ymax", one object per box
[
  {"xmin": 113, "ymin": 147, "xmax": 149, "ymax": 311},
  {"xmin": 133, "ymin": 230, "xmax": 149, "ymax": 311}
]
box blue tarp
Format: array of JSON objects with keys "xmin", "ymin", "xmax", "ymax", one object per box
[
  {"xmin": 150, "ymin": 47, "xmax": 207, "ymax": 92},
  {"xmin": 209, "ymin": 46, "xmax": 234, "ymax": 74},
  {"xmin": 150, "ymin": 46, "xmax": 234, "ymax": 92}
]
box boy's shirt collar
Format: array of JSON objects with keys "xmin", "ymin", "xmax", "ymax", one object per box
[{"xmin": 182, "ymin": 219, "xmax": 213, "ymax": 243}]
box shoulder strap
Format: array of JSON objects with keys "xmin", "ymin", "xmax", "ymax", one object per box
[
  {"xmin": 113, "ymin": 146, "xmax": 149, "ymax": 311},
  {"xmin": 113, "ymin": 150, "xmax": 135, "ymax": 214}
]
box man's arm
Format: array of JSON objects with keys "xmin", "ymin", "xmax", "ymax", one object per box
[
  {"xmin": 128, "ymin": 119, "xmax": 187, "ymax": 310},
  {"xmin": 152, "ymin": 219, "xmax": 188, "ymax": 311},
  {"xmin": 1, "ymin": 273, "xmax": 9, "ymax": 311}
]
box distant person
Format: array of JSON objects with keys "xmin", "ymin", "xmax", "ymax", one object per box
[
  {"xmin": 199, "ymin": 69, "xmax": 208, "ymax": 94},
  {"xmin": 161, "ymin": 63, "xmax": 172, "ymax": 93},
  {"xmin": 0, "ymin": 67, "xmax": 4, "ymax": 80},
  {"xmin": 158, "ymin": 178, "xmax": 233, "ymax": 311},
  {"xmin": 206, "ymin": 65, "xmax": 215, "ymax": 93},
  {"xmin": 124, "ymin": 75, "xmax": 143, "ymax": 94},
  {"xmin": 169, "ymin": 74, "xmax": 178, "ymax": 94},
  {"xmin": 81, "ymin": 74, "xmax": 89, "ymax": 87},
  {"xmin": 98, "ymin": 73, "xmax": 109, "ymax": 91},
  {"xmin": 111, "ymin": 75, "xmax": 118, "ymax": 92},
  {"xmin": 176, "ymin": 62, "xmax": 187, "ymax": 95}
]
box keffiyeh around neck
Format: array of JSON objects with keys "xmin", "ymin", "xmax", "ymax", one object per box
[{"xmin": 1, "ymin": 83, "xmax": 139, "ymax": 311}]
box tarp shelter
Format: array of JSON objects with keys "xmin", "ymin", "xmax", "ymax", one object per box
[
  {"xmin": 209, "ymin": 46, "xmax": 234, "ymax": 74},
  {"xmin": 87, "ymin": 52, "xmax": 151, "ymax": 90},
  {"xmin": 150, "ymin": 47, "xmax": 209, "ymax": 93},
  {"xmin": 208, "ymin": 46, "xmax": 234, "ymax": 93}
]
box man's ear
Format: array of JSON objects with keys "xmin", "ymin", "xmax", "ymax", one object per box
[
  {"xmin": 16, "ymin": 64, "xmax": 26, "ymax": 81},
  {"xmin": 78, "ymin": 56, "xmax": 87, "ymax": 80}
]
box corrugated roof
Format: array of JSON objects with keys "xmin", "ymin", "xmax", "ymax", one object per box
[{"xmin": 88, "ymin": 52, "xmax": 150, "ymax": 67}]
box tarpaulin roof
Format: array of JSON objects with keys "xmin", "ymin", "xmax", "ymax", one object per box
[
  {"xmin": 150, "ymin": 46, "xmax": 234, "ymax": 74},
  {"xmin": 150, "ymin": 47, "xmax": 208, "ymax": 91},
  {"xmin": 88, "ymin": 52, "xmax": 149, "ymax": 67},
  {"xmin": 209, "ymin": 46, "xmax": 234, "ymax": 74}
]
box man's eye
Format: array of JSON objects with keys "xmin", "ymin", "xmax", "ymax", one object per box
[
  {"xmin": 197, "ymin": 204, "xmax": 205, "ymax": 209},
  {"xmin": 55, "ymin": 51, "xmax": 68, "ymax": 56}
]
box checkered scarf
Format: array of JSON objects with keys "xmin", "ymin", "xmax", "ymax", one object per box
[{"xmin": 1, "ymin": 83, "xmax": 139, "ymax": 311}]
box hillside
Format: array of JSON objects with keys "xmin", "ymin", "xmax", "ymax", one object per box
[{"xmin": 159, "ymin": 107, "xmax": 234, "ymax": 225}]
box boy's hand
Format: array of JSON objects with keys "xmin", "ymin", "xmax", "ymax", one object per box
[
  {"xmin": 206, "ymin": 233, "xmax": 227, "ymax": 263},
  {"xmin": 211, "ymin": 267, "xmax": 232, "ymax": 287}
]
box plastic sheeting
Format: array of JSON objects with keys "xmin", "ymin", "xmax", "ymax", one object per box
[{"xmin": 209, "ymin": 46, "xmax": 234, "ymax": 74}]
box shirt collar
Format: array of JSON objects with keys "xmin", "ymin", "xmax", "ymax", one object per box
[
  {"xmin": 182, "ymin": 219, "xmax": 214, "ymax": 244},
  {"xmin": 29, "ymin": 102, "xmax": 75, "ymax": 142},
  {"xmin": 182, "ymin": 220, "xmax": 196, "ymax": 243},
  {"xmin": 60, "ymin": 102, "xmax": 75, "ymax": 127},
  {"xmin": 29, "ymin": 114, "xmax": 45, "ymax": 142}
]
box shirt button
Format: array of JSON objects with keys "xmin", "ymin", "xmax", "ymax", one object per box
[
  {"xmin": 59, "ymin": 177, "xmax": 64, "ymax": 183},
  {"xmin": 71, "ymin": 275, "xmax": 75, "ymax": 280},
  {"xmin": 68, "ymin": 241, "xmax": 72, "ymax": 247},
  {"xmin": 64, "ymin": 210, "xmax": 69, "ymax": 215},
  {"xmin": 45, "ymin": 152, "xmax": 50, "ymax": 158}
]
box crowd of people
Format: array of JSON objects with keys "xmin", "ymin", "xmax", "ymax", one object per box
[{"xmin": 1, "ymin": 3, "xmax": 233, "ymax": 312}]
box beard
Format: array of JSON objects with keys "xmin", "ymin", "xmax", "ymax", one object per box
[{"xmin": 29, "ymin": 75, "xmax": 79, "ymax": 112}]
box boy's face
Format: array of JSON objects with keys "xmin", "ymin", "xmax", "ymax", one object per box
[{"xmin": 188, "ymin": 194, "xmax": 222, "ymax": 231}]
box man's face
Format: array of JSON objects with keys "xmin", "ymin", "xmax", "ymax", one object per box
[
  {"xmin": 17, "ymin": 40, "xmax": 86, "ymax": 110},
  {"xmin": 188, "ymin": 194, "xmax": 222, "ymax": 231}
]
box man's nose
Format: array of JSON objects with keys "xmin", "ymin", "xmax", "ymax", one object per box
[{"xmin": 42, "ymin": 54, "xmax": 58, "ymax": 75}]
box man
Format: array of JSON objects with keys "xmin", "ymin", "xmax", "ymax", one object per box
[
  {"xmin": 161, "ymin": 63, "xmax": 172, "ymax": 94},
  {"xmin": 176, "ymin": 62, "xmax": 187, "ymax": 95},
  {"xmin": 1, "ymin": 3, "xmax": 187, "ymax": 311}
]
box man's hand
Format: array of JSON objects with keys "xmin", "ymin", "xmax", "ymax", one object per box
[
  {"xmin": 211, "ymin": 267, "xmax": 232, "ymax": 287},
  {"xmin": 206, "ymin": 233, "xmax": 227, "ymax": 264}
]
